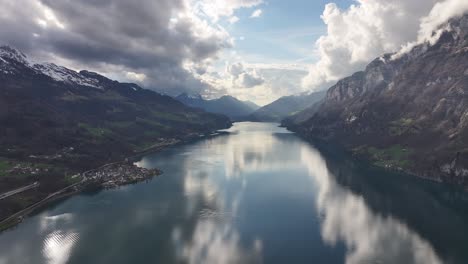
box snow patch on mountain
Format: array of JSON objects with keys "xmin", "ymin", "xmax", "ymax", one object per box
[
  {"xmin": 33, "ymin": 63, "xmax": 102, "ymax": 89},
  {"xmin": 0, "ymin": 45, "xmax": 104, "ymax": 89},
  {"xmin": 0, "ymin": 46, "xmax": 30, "ymax": 65}
]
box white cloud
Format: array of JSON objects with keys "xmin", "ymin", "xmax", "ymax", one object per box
[
  {"xmin": 419, "ymin": 0, "xmax": 468, "ymax": 41},
  {"xmin": 125, "ymin": 71, "xmax": 147, "ymax": 82},
  {"xmin": 239, "ymin": 71, "xmax": 264, "ymax": 88},
  {"xmin": 226, "ymin": 62, "xmax": 264, "ymax": 88},
  {"xmin": 250, "ymin": 9, "xmax": 263, "ymax": 18},
  {"xmin": 396, "ymin": 0, "xmax": 468, "ymax": 57},
  {"xmin": 228, "ymin": 16, "xmax": 240, "ymax": 24},
  {"xmin": 194, "ymin": 0, "xmax": 263, "ymax": 22},
  {"xmin": 302, "ymin": 0, "xmax": 468, "ymax": 92}
]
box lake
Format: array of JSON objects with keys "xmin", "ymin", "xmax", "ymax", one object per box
[{"xmin": 1, "ymin": 122, "xmax": 468, "ymax": 264}]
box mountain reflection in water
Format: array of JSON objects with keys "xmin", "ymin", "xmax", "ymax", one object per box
[{"xmin": 0, "ymin": 122, "xmax": 467, "ymax": 264}]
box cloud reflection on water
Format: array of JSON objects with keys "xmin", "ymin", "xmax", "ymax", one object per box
[
  {"xmin": 176, "ymin": 122, "xmax": 443, "ymax": 264},
  {"xmin": 0, "ymin": 123, "xmax": 449, "ymax": 264},
  {"xmin": 300, "ymin": 147, "xmax": 443, "ymax": 264},
  {"xmin": 172, "ymin": 124, "xmax": 269, "ymax": 263},
  {"xmin": 172, "ymin": 221, "xmax": 263, "ymax": 264}
]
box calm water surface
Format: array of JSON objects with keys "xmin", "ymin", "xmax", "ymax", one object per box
[{"xmin": 1, "ymin": 122, "xmax": 468, "ymax": 264}]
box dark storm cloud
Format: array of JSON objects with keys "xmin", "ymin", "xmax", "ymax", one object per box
[{"xmin": 0, "ymin": 0, "xmax": 232, "ymax": 95}]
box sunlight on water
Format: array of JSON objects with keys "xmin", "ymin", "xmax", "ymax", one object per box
[{"xmin": 42, "ymin": 231, "xmax": 79, "ymax": 264}]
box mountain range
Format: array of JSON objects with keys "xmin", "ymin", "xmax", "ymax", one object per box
[
  {"xmin": 175, "ymin": 93, "xmax": 259, "ymax": 120},
  {"xmin": 249, "ymin": 90, "xmax": 326, "ymax": 122},
  {"xmin": 285, "ymin": 14, "xmax": 468, "ymax": 187},
  {"xmin": 0, "ymin": 45, "xmax": 231, "ymax": 203}
]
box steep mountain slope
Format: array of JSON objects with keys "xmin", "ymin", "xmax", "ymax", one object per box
[
  {"xmin": 286, "ymin": 14, "xmax": 468, "ymax": 187},
  {"xmin": 175, "ymin": 93, "xmax": 259, "ymax": 120},
  {"xmin": 0, "ymin": 46, "xmax": 231, "ymax": 189},
  {"xmin": 250, "ymin": 90, "xmax": 326, "ymax": 122}
]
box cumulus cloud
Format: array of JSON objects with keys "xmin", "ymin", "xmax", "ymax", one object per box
[
  {"xmin": 0, "ymin": 0, "xmax": 264, "ymax": 96},
  {"xmin": 239, "ymin": 72, "xmax": 264, "ymax": 88},
  {"xmin": 302, "ymin": 0, "xmax": 468, "ymax": 91},
  {"xmin": 199, "ymin": 62, "xmax": 307, "ymax": 105},
  {"xmin": 226, "ymin": 62, "xmax": 264, "ymax": 88},
  {"xmin": 227, "ymin": 62, "xmax": 246, "ymax": 78},
  {"xmin": 250, "ymin": 9, "xmax": 263, "ymax": 18}
]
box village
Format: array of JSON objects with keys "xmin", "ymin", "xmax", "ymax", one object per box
[{"xmin": 82, "ymin": 162, "xmax": 162, "ymax": 189}]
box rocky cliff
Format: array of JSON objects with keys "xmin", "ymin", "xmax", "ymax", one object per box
[{"xmin": 286, "ymin": 14, "xmax": 468, "ymax": 187}]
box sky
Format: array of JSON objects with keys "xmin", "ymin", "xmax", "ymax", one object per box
[{"xmin": 0, "ymin": 0, "xmax": 467, "ymax": 105}]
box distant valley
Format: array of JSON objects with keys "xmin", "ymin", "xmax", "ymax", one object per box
[
  {"xmin": 175, "ymin": 93, "xmax": 259, "ymax": 121},
  {"xmin": 249, "ymin": 90, "xmax": 326, "ymax": 122}
]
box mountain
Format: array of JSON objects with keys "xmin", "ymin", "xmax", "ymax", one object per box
[
  {"xmin": 0, "ymin": 46, "xmax": 231, "ymax": 197},
  {"xmin": 285, "ymin": 14, "xmax": 468, "ymax": 187},
  {"xmin": 175, "ymin": 93, "xmax": 259, "ymax": 120},
  {"xmin": 242, "ymin": 100, "xmax": 261, "ymax": 112},
  {"xmin": 250, "ymin": 90, "xmax": 326, "ymax": 122}
]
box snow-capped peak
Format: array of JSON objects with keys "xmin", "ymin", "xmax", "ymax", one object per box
[
  {"xmin": 0, "ymin": 45, "xmax": 29, "ymax": 65},
  {"xmin": 0, "ymin": 46, "xmax": 104, "ymax": 90},
  {"xmin": 0, "ymin": 46, "xmax": 35, "ymax": 74}
]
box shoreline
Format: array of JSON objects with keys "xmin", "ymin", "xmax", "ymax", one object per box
[
  {"xmin": 286, "ymin": 126, "xmax": 468, "ymax": 192},
  {"xmin": 0, "ymin": 162, "xmax": 160, "ymax": 233},
  {"xmin": 0, "ymin": 130, "xmax": 228, "ymax": 233}
]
